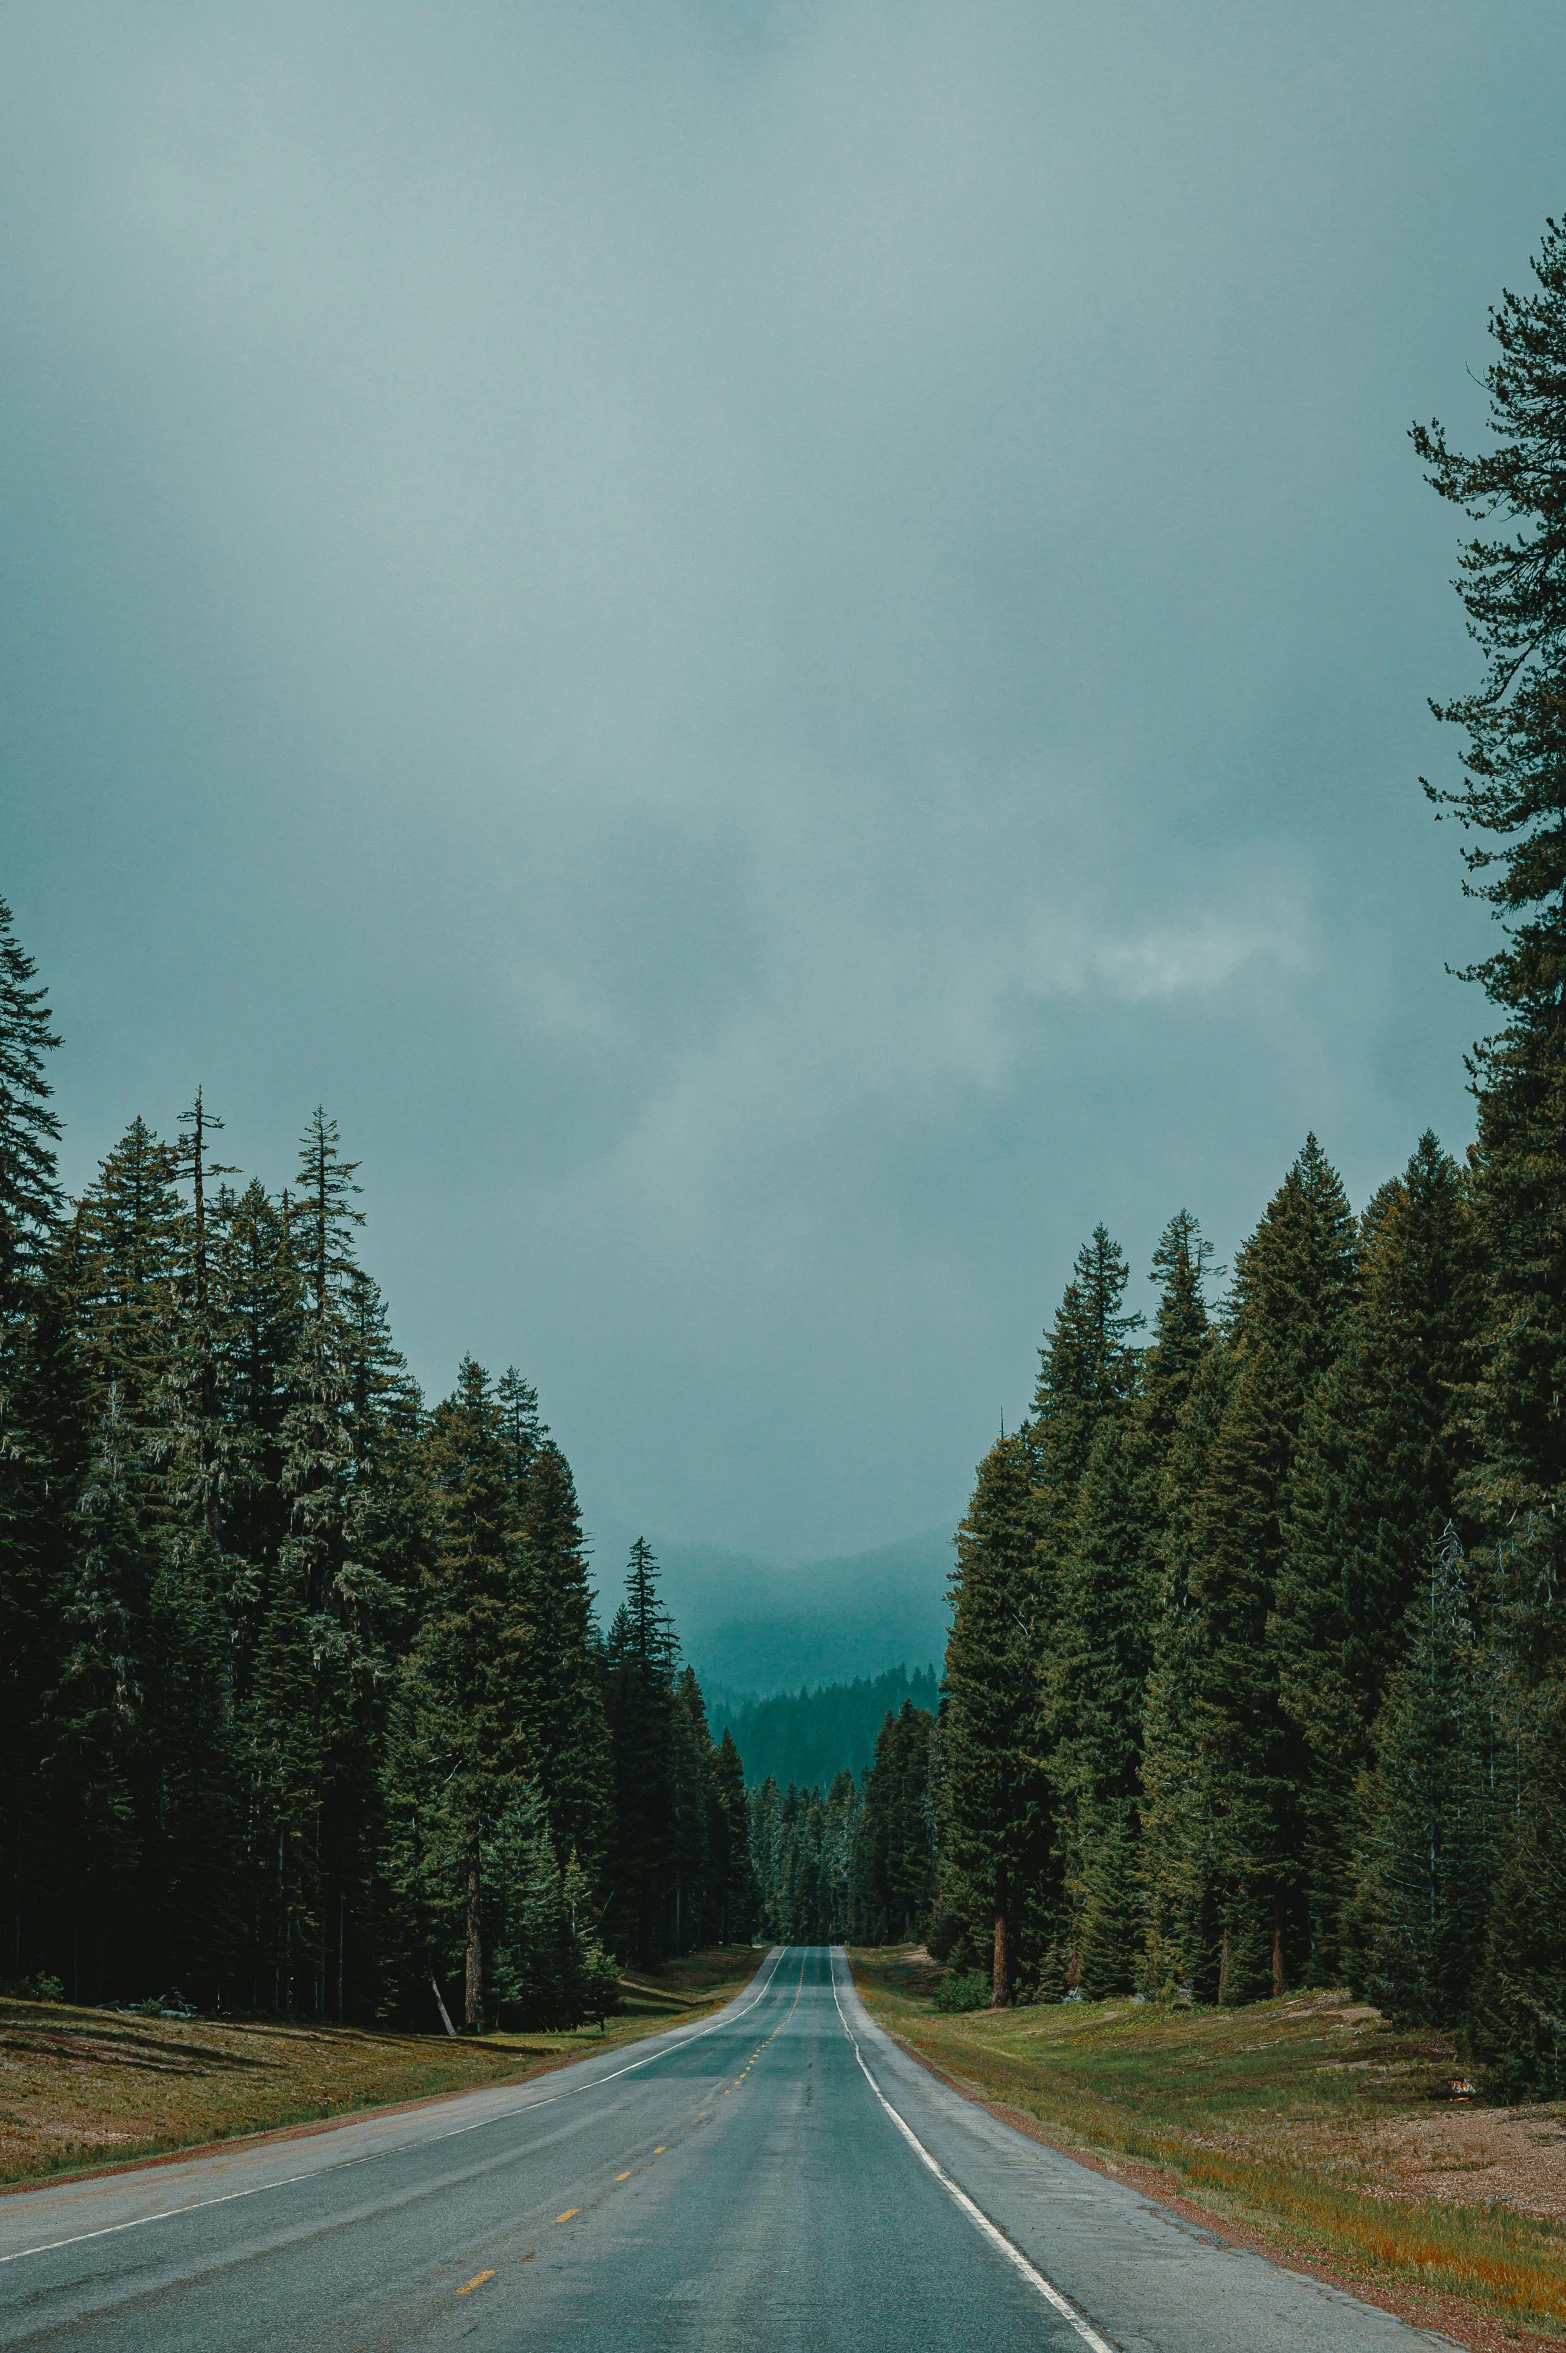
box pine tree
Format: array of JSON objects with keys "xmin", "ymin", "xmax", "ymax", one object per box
[
  {"xmin": 710, "ymin": 1727, "xmax": 757, "ymax": 1942},
  {"xmin": 70, "ymin": 1118, "xmax": 186, "ymax": 1434},
  {"xmin": 1139, "ymin": 1342, "xmax": 1231, "ymax": 1999},
  {"xmin": 507, "ymin": 1405, "xmax": 611, "ymax": 1877},
  {"xmin": 1407, "ymin": 224, "xmax": 1566, "ymax": 2077},
  {"xmin": 1414, "ymin": 223, "xmax": 1566, "ymax": 1677},
  {"xmin": 1275, "ymin": 1137, "xmax": 1482, "ymax": 1977},
  {"xmin": 0, "ymin": 896, "xmax": 62, "ymax": 1318},
  {"xmin": 602, "ymin": 1541, "xmax": 679, "ymax": 1963},
  {"xmin": 48, "ymin": 1385, "xmax": 143, "ymax": 1998},
  {"xmin": 390, "ymin": 1357, "xmax": 531, "ymax": 2028},
  {"xmin": 852, "ymin": 1703, "xmax": 936, "ymax": 1942},
  {"xmin": 940, "ymin": 1432, "xmax": 1050, "ymax": 2001},
  {"xmin": 1469, "ymin": 1674, "xmax": 1566, "ymax": 2098},
  {"xmin": 1031, "ymin": 1225, "xmax": 1143, "ymax": 1572},
  {"xmin": 0, "ymin": 900, "xmax": 66, "ymax": 1988},
  {"xmin": 1050, "ymin": 1418, "xmax": 1154, "ymax": 1996},
  {"xmin": 1353, "ymin": 1527, "xmax": 1498, "ymax": 2031},
  {"xmin": 1140, "ymin": 1211, "xmax": 1216, "ymax": 1463},
  {"xmin": 670, "ymin": 1667, "xmax": 715, "ymax": 1953},
  {"xmin": 56, "ymin": 1120, "xmax": 189, "ymax": 1994},
  {"xmin": 1186, "ymin": 1139, "xmax": 1357, "ymax": 2001}
]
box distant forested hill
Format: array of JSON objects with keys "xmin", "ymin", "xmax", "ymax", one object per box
[
  {"xmin": 588, "ymin": 1527, "xmax": 954, "ymax": 1693},
  {"xmin": 710, "ymin": 1665, "xmax": 939, "ymax": 1789}
]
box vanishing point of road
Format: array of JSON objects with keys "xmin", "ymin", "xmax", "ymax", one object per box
[{"xmin": 0, "ymin": 1949, "xmax": 1456, "ymax": 2351}]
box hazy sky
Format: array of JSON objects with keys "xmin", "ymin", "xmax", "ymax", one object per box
[{"xmin": 3, "ymin": 4, "xmax": 1560, "ymax": 1560}]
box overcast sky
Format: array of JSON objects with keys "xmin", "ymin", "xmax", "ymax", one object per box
[{"xmin": 2, "ymin": 3, "xmax": 1559, "ymax": 1561}]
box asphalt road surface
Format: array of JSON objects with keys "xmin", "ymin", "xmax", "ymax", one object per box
[{"xmin": 0, "ymin": 1947, "xmax": 1458, "ymax": 2351}]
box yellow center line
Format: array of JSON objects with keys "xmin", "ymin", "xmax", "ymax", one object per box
[
  {"xmin": 456, "ymin": 2269, "xmax": 495, "ymax": 2296},
  {"xmin": 653, "ymin": 2145, "xmax": 666, "ymax": 2153},
  {"xmin": 555, "ymin": 2209, "xmax": 579, "ymax": 2223},
  {"xmin": 615, "ymin": 2170, "xmax": 631, "ymax": 2181}
]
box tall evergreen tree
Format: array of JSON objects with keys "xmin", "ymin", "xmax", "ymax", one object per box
[
  {"xmin": 1470, "ymin": 1677, "xmax": 1566, "ymax": 2100},
  {"xmin": 710, "ymin": 1727, "xmax": 757, "ymax": 1942},
  {"xmin": 1409, "ymin": 220, "xmax": 1566, "ymax": 2083},
  {"xmin": 1184, "ymin": 1138, "xmax": 1357, "ymax": 2001},
  {"xmin": 1139, "ymin": 1341, "xmax": 1232, "ymax": 1999},
  {"xmin": 1031, "ymin": 1224, "xmax": 1143, "ymax": 1571},
  {"xmin": 506, "ymin": 1400, "xmax": 611, "ymax": 1876},
  {"xmin": 1352, "ymin": 1527, "xmax": 1497, "ymax": 2031},
  {"xmin": 1415, "ymin": 222, "xmax": 1566, "ymax": 1677},
  {"xmin": 1274, "ymin": 1136, "xmax": 1482, "ymax": 1976},
  {"xmin": 1049, "ymin": 1418, "xmax": 1154, "ymax": 1996},
  {"xmin": 0, "ymin": 901, "xmax": 66, "ymax": 1987},
  {"xmin": 852, "ymin": 1702, "xmax": 936, "ymax": 1942},
  {"xmin": 603, "ymin": 1540, "xmax": 680, "ymax": 1964},
  {"xmin": 940, "ymin": 1432, "xmax": 1050, "ymax": 2002},
  {"xmin": 388, "ymin": 1357, "xmax": 531, "ymax": 2029},
  {"xmin": 54, "ymin": 1121, "xmax": 189, "ymax": 1994},
  {"xmin": 0, "ymin": 895, "xmax": 62, "ymax": 1318}
]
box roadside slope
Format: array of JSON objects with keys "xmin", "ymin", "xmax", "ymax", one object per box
[
  {"xmin": 0, "ymin": 1947, "xmax": 762, "ymax": 2192},
  {"xmin": 851, "ymin": 1947, "xmax": 1566, "ymax": 2349}
]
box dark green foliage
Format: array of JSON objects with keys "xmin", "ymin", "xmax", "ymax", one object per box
[
  {"xmin": 0, "ymin": 895, "xmax": 62, "ymax": 1313},
  {"xmin": 1139, "ymin": 1342, "xmax": 1232, "ymax": 2001},
  {"xmin": 711, "ymin": 1666, "xmax": 939, "ymax": 1791},
  {"xmin": 599, "ymin": 1543, "xmax": 739, "ymax": 1965},
  {"xmin": 506, "ymin": 1399, "xmax": 612, "ymax": 1875},
  {"xmin": 0, "ymin": 900, "xmax": 742, "ymax": 2024},
  {"xmin": 389, "ymin": 1356, "xmax": 530, "ymax": 2027},
  {"xmin": 851, "ymin": 1702, "xmax": 936, "ymax": 1942},
  {"xmin": 1189, "ymin": 1139, "xmax": 1357, "ymax": 2001},
  {"xmin": 1050, "ymin": 1418, "xmax": 1154, "ymax": 1998},
  {"xmin": 1415, "ymin": 220, "xmax": 1566, "ymax": 1658},
  {"xmin": 602, "ymin": 1541, "xmax": 679, "ymax": 1965},
  {"xmin": 940, "ymin": 1431, "xmax": 1050, "ymax": 2001},
  {"xmin": 1411, "ymin": 218, "xmax": 1566, "ymax": 2086},
  {"xmin": 1031, "ymin": 1224, "xmax": 1142, "ymax": 1573},
  {"xmin": 1351, "ymin": 1529, "xmax": 1497, "ymax": 2029},
  {"xmin": 1470, "ymin": 1677, "xmax": 1566, "ymax": 2098},
  {"xmin": 1276, "ymin": 1138, "xmax": 1483, "ymax": 1977},
  {"xmin": 485, "ymin": 1807, "xmax": 619, "ymax": 2030},
  {"xmin": 934, "ymin": 1968, "xmax": 991, "ymax": 2013},
  {"xmin": 748, "ymin": 1772, "xmax": 859, "ymax": 1943},
  {"xmin": 710, "ymin": 1728, "xmax": 758, "ymax": 1943}
]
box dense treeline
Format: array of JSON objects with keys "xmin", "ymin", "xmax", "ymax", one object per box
[
  {"xmin": 713, "ymin": 1666, "xmax": 939, "ymax": 1792},
  {"xmin": 0, "ymin": 1008, "xmax": 755, "ymax": 2027},
  {"xmin": 747, "ymin": 1699, "xmax": 938, "ymax": 1945},
  {"xmin": 924, "ymin": 222, "xmax": 1566, "ymax": 2094}
]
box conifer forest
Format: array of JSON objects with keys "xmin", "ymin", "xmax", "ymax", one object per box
[
  {"xmin": 0, "ymin": 1057, "xmax": 756, "ymax": 2026},
  {"xmin": 9, "ymin": 219, "xmax": 1566, "ymax": 2109},
  {"xmin": 927, "ymin": 223, "xmax": 1566, "ymax": 2095},
  {"xmin": 758, "ymin": 221, "xmax": 1566, "ymax": 2094}
]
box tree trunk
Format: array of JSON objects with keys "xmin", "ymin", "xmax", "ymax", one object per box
[
  {"xmin": 1271, "ymin": 1901, "xmax": 1286, "ymax": 1999},
  {"xmin": 430, "ymin": 1971, "xmax": 457, "ymax": 2036},
  {"xmin": 464, "ymin": 1844, "xmax": 483, "ymax": 2032},
  {"xmin": 991, "ymin": 1906, "xmax": 1010, "ymax": 2007}
]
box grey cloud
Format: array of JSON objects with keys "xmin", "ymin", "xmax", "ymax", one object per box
[{"xmin": 1, "ymin": 1, "xmax": 1553, "ymax": 1557}]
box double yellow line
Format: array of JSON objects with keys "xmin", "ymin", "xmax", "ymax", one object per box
[{"xmin": 454, "ymin": 1949, "xmax": 811, "ymax": 2298}]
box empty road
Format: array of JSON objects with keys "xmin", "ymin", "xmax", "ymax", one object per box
[{"xmin": 0, "ymin": 1948, "xmax": 1455, "ymax": 2351}]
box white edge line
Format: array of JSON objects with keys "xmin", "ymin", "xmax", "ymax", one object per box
[
  {"xmin": 0, "ymin": 1948, "xmax": 791, "ymax": 2269},
  {"xmin": 829, "ymin": 1951, "xmax": 1117, "ymax": 2353}
]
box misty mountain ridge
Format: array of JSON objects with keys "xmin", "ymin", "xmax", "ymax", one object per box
[
  {"xmin": 710, "ymin": 1666, "xmax": 941, "ymax": 1792},
  {"xmin": 586, "ymin": 1525, "xmax": 955, "ymax": 1698}
]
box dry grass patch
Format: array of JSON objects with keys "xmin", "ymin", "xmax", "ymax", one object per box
[
  {"xmin": 851, "ymin": 1947, "xmax": 1566, "ymax": 2345},
  {"xmin": 0, "ymin": 1944, "xmax": 763, "ymax": 2190}
]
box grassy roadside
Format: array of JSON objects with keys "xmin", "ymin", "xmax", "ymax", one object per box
[
  {"xmin": 851, "ymin": 1946, "xmax": 1566, "ymax": 2349},
  {"xmin": 0, "ymin": 1944, "xmax": 764, "ymax": 2192}
]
